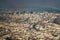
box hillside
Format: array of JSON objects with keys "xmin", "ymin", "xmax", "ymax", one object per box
[{"xmin": 0, "ymin": 11, "xmax": 60, "ymax": 40}]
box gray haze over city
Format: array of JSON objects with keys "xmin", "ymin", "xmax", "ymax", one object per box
[{"xmin": 0, "ymin": 0, "xmax": 60, "ymax": 8}]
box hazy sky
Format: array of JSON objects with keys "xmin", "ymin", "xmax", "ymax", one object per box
[{"xmin": 0, "ymin": 0, "xmax": 60, "ymax": 8}]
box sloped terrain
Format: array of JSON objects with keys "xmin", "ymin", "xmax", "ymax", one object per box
[{"xmin": 0, "ymin": 12, "xmax": 60, "ymax": 40}]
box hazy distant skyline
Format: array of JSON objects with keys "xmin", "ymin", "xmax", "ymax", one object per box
[{"xmin": 0, "ymin": 0, "xmax": 60, "ymax": 8}]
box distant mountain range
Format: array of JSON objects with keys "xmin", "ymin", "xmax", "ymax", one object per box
[
  {"xmin": 29, "ymin": 7, "xmax": 60, "ymax": 13},
  {"xmin": 0, "ymin": 7, "xmax": 60, "ymax": 13}
]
